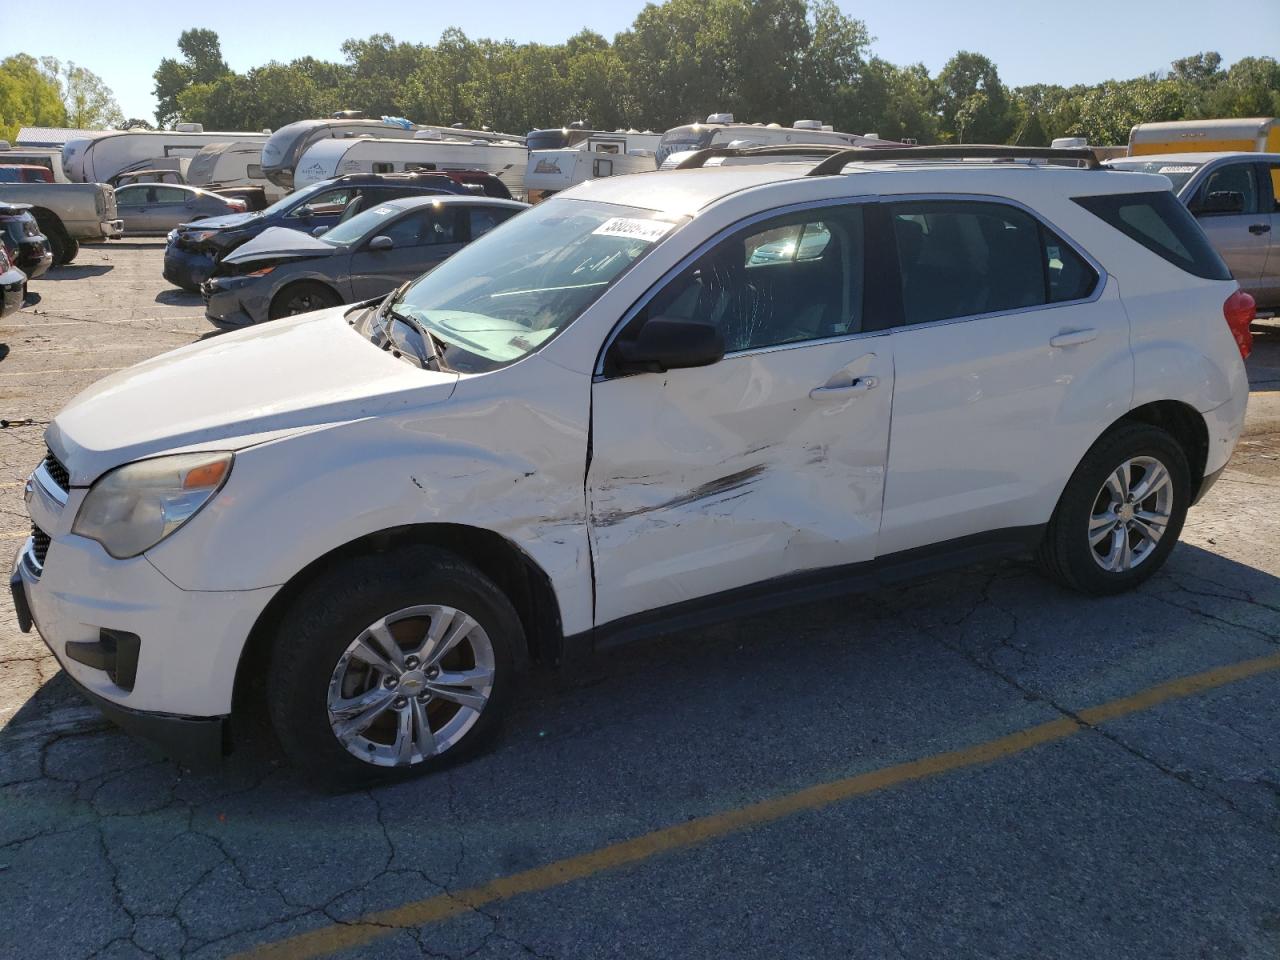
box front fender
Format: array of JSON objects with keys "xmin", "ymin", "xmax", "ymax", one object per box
[{"xmin": 145, "ymin": 357, "xmax": 595, "ymax": 635}]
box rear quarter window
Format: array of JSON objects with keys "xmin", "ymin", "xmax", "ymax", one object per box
[{"xmin": 1072, "ymin": 190, "xmax": 1231, "ymax": 281}]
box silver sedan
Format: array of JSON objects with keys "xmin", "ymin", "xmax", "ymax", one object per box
[{"xmin": 113, "ymin": 184, "xmax": 247, "ymax": 236}]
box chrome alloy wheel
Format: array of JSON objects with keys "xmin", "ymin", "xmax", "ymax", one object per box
[
  {"xmin": 1088, "ymin": 456, "xmax": 1173, "ymax": 573},
  {"xmin": 326, "ymin": 605, "xmax": 496, "ymax": 767}
]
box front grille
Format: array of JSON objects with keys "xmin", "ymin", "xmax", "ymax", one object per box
[
  {"xmin": 31, "ymin": 525, "xmax": 50, "ymax": 568},
  {"xmin": 43, "ymin": 448, "xmax": 69, "ymax": 492}
]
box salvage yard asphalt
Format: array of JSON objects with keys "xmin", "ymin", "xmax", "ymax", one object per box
[{"xmin": 2, "ymin": 240, "xmax": 1280, "ymax": 960}]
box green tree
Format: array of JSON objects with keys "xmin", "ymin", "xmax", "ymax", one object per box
[
  {"xmin": 1203, "ymin": 56, "xmax": 1280, "ymax": 117},
  {"xmin": 44, "ymin": 59, "xmax": 124, "ymax": 129},
  {"xmin": 937, "ymin": 51, "xmax": 1012, "ymax": 143},
  {"xmin": 153, "ymin": 28, "xmax": 231, "ymax": 127},
  {"xmin": 0, "ymin": 53, "xmax": 67, "ymax": 141}
]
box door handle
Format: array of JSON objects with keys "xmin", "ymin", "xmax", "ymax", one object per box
[
  {"xmin": 809, "ymin": 376, "xmax": 879, "ymax": 401},
  {"xmin": 1049, "ymin": 328, "xmax": 1098, "ymax": 348},
  {"xmin": 1249, "ymin": 223, "xmax": 1271, "ymax": 235}
]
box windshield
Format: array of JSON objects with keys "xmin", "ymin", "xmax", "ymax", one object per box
[
  {"xmin": 1107, "ymin": 160, "xmax": 1204, "ymax": 194},
  {"xmin": 390, "ymin": 198, "xmax": 684, "ymax": 373},
  {"xmin": 321, "ymin": 202, "xmax": 415, "ymax": 246}
]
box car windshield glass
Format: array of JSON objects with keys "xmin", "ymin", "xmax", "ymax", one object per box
[
  {"xmin": 391, "ymin": 198, "xmax": 684, "ymax": 373},
  {"xmin": 1108, "ymin": 160, "xmax": 1203, "ymax": 194},
  {"xmin": 321, "ymin": 203, "xmax": 415, "ymax": 246}
]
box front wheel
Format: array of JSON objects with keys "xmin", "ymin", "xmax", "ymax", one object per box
[
  {"xmin": 1038, "ymin": 423, "xmax": 1190, "ymax": 595},
  {"xmin": 268, "ymin": 281, "xmax": 340, "ymax": 320},
  {"xmin": 268, "ymin": 547, "xmax": 521, "ymax": 789}
]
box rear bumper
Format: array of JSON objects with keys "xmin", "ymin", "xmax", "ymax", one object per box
[
  {"xmin": 1, "ymin": 266, "xmax": 25, "ymax": 317},
  {"xmin": 99, "ymin": 219, "xmax": 124, "ymax": 239},
  {"xmin": 19, "ymin": 248, "xmax": 52, "ymax": 280}
]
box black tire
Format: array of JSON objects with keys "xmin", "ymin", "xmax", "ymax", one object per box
[
  {"xmin": 267, "ymin": 546, "xmax": 522, "ymax": 790},
  {"xmin": 62, "ymin": 238, "xmax": 79, "ymax": 264},
  {"xmin": 43, "ymin": 227, "xmax": 67, "ymax": 267},
  {"xmin": 1038, "ymin": 422, "xmax": 1190, "ymax": 595},
  {"xmin": 268, "ymin": 281, "xmax": 340, "ymax": 320}
]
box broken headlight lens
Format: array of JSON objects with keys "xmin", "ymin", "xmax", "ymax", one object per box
[{"xmin": 72, "ymin": 452, "xmax": 233, "ymax": 558}]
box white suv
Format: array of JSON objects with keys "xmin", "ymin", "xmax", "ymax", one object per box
[{"xmin": 13, "ymin": 145, "xmax": 1254, "ymax": 786}]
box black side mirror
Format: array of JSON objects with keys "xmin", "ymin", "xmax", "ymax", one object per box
[
  {"xmin": 613, "ymin": 316, "xmax": 724, "ymax": 374},
  {"xmin": 1194, "ymin": 190, "xmax": 1245, "ymax": 215},
  {"xmin": 368, "ymin": 235, "xmax": 394, "ymax": 252},
  {"xmin": 312, "ymin": 225, "xmax": 328, "ymax": 237}
]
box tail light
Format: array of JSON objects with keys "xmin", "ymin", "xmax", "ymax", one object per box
[{"xmin": 1223, "ymin": 289, "xmax": 1255, "ymax": 360}]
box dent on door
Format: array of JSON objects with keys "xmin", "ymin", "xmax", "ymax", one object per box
[{"xmin": 587, "ymin": 341, "xmax": 893, "ymax": 625}]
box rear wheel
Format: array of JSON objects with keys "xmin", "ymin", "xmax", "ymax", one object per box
[
  {"xmin": 62, "ymin": 238, "xmax": 79, "ymax": 264},
  {"xmin": 1038, "ymin": 423, "xmax": 1190, "ymax": 595},
  {"xmin": 268, "ymin": 547, "xmax": 521, "ymax": 789},
  {"xmin": 268, "ymin": 281, "xmax": 340, "ymax": 320}
]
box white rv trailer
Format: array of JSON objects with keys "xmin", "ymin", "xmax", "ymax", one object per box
[
  {"xmin": 63, "ymin": 126, "xmax": 269, "ymax": 184},
  {"xmin": 261, "ymin": 116, "xmax": 526, "ymax": 190},
  {"xmin": 292, "ymin": 133, "xmax": 529, "ymax": 198},
  {"xmin": 185, "ymin": 141, "xmax": 283, "ymax": 202},
  {"xmin": 0, "ymin": 143, "xmax": 72, "ymax": 182},
  {"xmin": 523, "ymin": 128, "xmax": 662, "ymax": 200},
  {"xmin": 654, "ymin": 114, "xmax": 890, "ymax": 167}
]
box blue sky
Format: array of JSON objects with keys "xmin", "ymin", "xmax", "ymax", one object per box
[{"xmin": 5, "ymin": 0, "xmax": 1278, "ymax": 123}]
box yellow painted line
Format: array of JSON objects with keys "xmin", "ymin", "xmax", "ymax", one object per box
[{"xmin": 233, "ymin": 649, "xmax": 1280, "ymax": 960}]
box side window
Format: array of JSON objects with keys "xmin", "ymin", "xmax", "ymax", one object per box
[
  {"xmin": 1073, "ymin": 191, "xmax": 1232, "ymax": 281},
  {"xmin": 890, "ymin": 201, "xmax": 1046, "ymax": 325},
  {"xmin": 291, "ymin": 188, "xmax": 353, "ymax": 218},
  {"xmin": 372, "ymin": 162, "xmax": 394, "ymax": 174},
  {"xmin": 469, "ymin": 207, "xmax": 516, "ymax": 239},
  {"xmin": 154, "ymin": 187, "xmax": 187, "ymax": 204},
  {"xmin": 115, "ymin": 186, "xmax": 142, "ymax": 207},
  {"xmin": 380, "ymin": 209, "xmax": 459, "ymax": 247},
  {"xmin": 1196, "ymin": 163, "xmax": 1258, "ymax": 215},
  {"xmin": 637, "ymin": 206, "xmax": 864, "ymax": 353},
  {"xmin": 1044, "ymin": 230, "xmax": 1099, "ymax": 303}
]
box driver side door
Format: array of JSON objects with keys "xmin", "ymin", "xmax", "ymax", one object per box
[
  {"xmin": 586, "ymin": 202, "xmax": 894, "ymax": 628},
  {"xmin": 347, "ymin": 207, "xmax": 465, "ymax": 300}
]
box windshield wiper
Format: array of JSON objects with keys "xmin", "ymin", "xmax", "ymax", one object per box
[{"xmin": 375, "ymin": 285, "xmax": 448, "ymax": 371}]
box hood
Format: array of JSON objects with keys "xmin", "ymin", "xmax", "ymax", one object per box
[
  {"xmin": 47, "ymin": 306, "xmax": 458, "ymax": 484},
  {"xmin": 180, "ymin": 211, "xmax": 260, "ymax": 232},
  {"xmin": 223, "ymin": 226, "xmax": 337, "ymax": 264}
]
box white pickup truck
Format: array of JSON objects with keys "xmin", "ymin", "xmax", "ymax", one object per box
[{"xmin": 0, "ymin": 182, "xmax": 123, "ymax": 265}]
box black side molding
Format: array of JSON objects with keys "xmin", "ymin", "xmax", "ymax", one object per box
[{"xmin": 564, "ymin": 525, "xmax": 1045, "ymax": 659}]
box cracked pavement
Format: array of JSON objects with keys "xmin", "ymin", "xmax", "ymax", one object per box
[{"xmin": 1, "ymin": 241, "xmax": 1279, "ymax": 959}]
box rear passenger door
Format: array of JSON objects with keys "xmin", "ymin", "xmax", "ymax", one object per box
[
  {"xmin": 878, "ymin": 199, "xmax": 1132, "ymax": 556},
  {"xmin": 1257, "ymin": 160, "xmax": 1280, "ymax": 311},
  {"xmin": 347, "ymin": 207, "xmax": 465, "ymax": 299},
  {"xmin": 1189, "ymin": 160, "xmax": 1270, "ymax": 297}
]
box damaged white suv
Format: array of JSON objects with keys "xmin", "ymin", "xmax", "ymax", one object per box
[{"xmin": 14, "ymin": 145, "xmax": 1253, "ymax": 786}]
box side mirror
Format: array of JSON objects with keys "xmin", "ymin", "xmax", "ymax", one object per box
[
  {"xmin": 312, "ymin": 225, "xmax": 328, "ymax": 237},
  {"xmin": 612, "ymin": 316, "xmax": 724, "ymax": 374},
  {"xmin": 294, "ymin": 207, "xmax": 313, "ymax": 219},
  {"xmin": 368, "ymin": 235, "xmax": 394, "ymax": 252},
  {"xmin": 1194, "ymin": 190, "xmax": 1245, "ymax": 215}
]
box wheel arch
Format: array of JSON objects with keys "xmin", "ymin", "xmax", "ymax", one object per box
[
  {"xmin": 1112, "ymin": 399, "xmax": 1209, "ymax": 489},
  {"xmin": 268, "ymin": 277, "xmax": 342, "ymax": 317},
  {"xmin": 232, "ymin": 522, "xmax": 564, "ymax": 719}
]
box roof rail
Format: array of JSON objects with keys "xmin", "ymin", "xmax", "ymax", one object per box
[
  {"xmin": 674, "ymin": 143, "xmax": 852, "ymax": 169},
  {"xmin": 807, "ymin": 144, "xmax": 1101, "ymax": 176}
]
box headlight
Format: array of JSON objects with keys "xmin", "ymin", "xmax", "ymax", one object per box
[
  {"xmin": 184, "ymin": 229, "xmax": 218, "ymax": 244},
  {"xmin": 72, "ymin": 452, "xmax": 232, "ymax": 559}
]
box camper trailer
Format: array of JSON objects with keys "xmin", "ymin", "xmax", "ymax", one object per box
[
  {"xmin": 1128, "ymin": 118, "xmax": 1280, "ymax": 157},
  {"xmin": 292, "ymin": 133, "xmax": 529, "ymax": 199},
  {"xmin": 0, "ymin": 143, "xmax": 72, "ymax": 182},
  {"xmin": 523, "ymin": 128, "xmax": 662, "ymax": 201},
  {"xmin": 62, "ymin": 126, "xmax": 268, "ymax": 184},
  {"xmin": 186, "ymin": 141, "xmax": 282, "ymax": 203},
  {"xmin": 655, "ymin": 115, "xmax": 890, "ymax": 167},
  {"xmin": 261, "ymin": 114, "xmax": 525, "ymax": 190}
]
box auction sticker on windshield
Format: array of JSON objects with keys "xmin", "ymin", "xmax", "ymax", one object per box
[
  {"xmin": 1158, "ymin": 166, "xmax": 1199, "ymax": 174},
  {"xmin": 592, "ymin": 217, "xmax": 676, "ymax": 243}
]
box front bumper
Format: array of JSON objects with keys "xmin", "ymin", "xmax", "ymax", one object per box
[
  {"xmin": 99, "ymin": 219, "xmax": 124, "ymax": 239},
  {"xmin": 163, "ymin": 243, "xmax": 216, "ymax": 292},
  {"xmin": 15, "ymin": 462, "xmax": 278, "ymax": 753},
  {"xmin": 202, "ymin": 275, "xmax": 263, "ymax": 327},
  {"xmin": 18, "ymin": 244, "xmax": 52, "ymax": 280}
]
